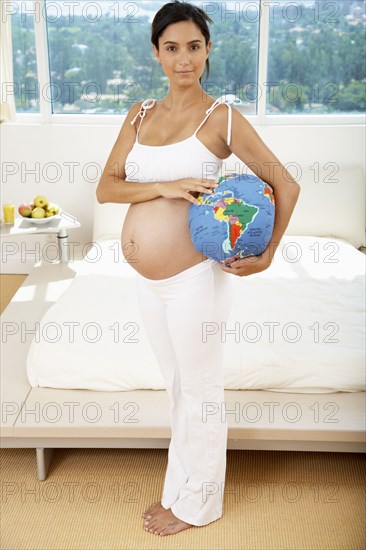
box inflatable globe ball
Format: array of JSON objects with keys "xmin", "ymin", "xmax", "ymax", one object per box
[{"xmin": 188, "ymin": 173, "xmax": 275, "ymax": 263}]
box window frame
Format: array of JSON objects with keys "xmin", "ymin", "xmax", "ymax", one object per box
[{"xmin": 10, "ymin": 0, "xmax": 365, "ymax": 126}]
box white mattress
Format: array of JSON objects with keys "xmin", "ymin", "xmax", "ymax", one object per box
[{"xmin": 26, "ymin": 236, "xmax": 366, "ymax": 393}]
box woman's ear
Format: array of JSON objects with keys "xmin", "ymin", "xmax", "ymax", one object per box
[
  {"xmin": 152, "ymin": 45, "xmax": 160, "ymax": 63},
  {"xmin": 206, "ymin": 40, "xmax": 212, "ymax": 58}
]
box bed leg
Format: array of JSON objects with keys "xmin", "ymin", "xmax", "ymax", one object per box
[{"xmin": 36, "ymin": 448, "xmax": 55, "ymax": 481}]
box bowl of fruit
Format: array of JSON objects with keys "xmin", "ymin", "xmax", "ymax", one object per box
[{"xmin": 18, "ymin": 196, "xmax": 62, "ymax": 224}]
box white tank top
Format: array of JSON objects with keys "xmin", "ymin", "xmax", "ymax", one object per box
[{"xmin": 125, "ymin": 96, "xmax": 236, "ymax": 183}]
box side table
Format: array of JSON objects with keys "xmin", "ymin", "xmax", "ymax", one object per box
[{"xmin": 0, "ymin": 211, "xmax": 81, "ymax": 263}]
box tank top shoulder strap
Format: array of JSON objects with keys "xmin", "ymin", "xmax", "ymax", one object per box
[
  {"xmin": 193, "ymin": 96, "xmax": 242, "ymax": 146},
  {"xmin": 130, "ymin": 98, "xmax": 157, "ymax": 142}
]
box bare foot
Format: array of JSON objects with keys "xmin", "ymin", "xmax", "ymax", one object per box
[
  {"xmin": 144, "ymin": 507, "xmax": 192, "ymax": 536},
  {"xmin": 142, "ymin": 501, "xmax": 164, "ymax": 519}
]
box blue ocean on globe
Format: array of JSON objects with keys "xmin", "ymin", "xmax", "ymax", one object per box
[{"xmin": 189, "ymin": 173, "xmax": 275, "ymax": 262}]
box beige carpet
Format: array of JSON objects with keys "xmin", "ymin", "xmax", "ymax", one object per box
[
  {"xmin": 0, "ymin": 448, "xmax": 365, "ymax": 549},
  {"xmin": 0, "ymin": 274, "xmax": 28, "ymax": 314}
]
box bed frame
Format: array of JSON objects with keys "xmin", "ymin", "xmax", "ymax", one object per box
[{"xmin": 1, "ymin": 163, "xmax": 365, "ymax": 480}]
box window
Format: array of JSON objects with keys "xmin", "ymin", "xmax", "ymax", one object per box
[
  {"xmin": 267, "ymin": 0, "xmax": 366, "ymax": 114},
  {"xmin": 11, "ymin": 0, "xmax": 39, "ymax": 112},
  {"xmin": 8, "ymin": 0, "xmax": 366, "ymax": 121},
  {"xmin": 45, "ymin": 0, "xmax": 151, "ymax": 114}
]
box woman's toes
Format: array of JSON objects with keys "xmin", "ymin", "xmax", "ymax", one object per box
[
  {"xmin": 147, "ymin": 518, "xmax": 158, "ymax": 531},
  {"xmin": 142, "ymin": 502, "xmax": 161, "ymax": 517},
  {"xmin": 144, "ymin": 518, "xmax": 154, "ymax": 528}
]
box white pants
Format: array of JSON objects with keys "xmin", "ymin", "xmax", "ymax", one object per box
[{"xmin": 135, "ymin": 258, "xmax": 234, "ymax": 526}]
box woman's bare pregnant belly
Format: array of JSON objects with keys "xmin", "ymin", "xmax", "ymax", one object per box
[{"xmin": 121, "ymin": 197, "xmax": 208, "ymax": 280}]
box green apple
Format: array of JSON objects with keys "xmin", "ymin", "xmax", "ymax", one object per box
[
  {"xmin": 34, "ymin": 195, "xmax": 48, "ymax": 208},
  {"xmin": 31, "ymin": 207, "xmax": 46, "ymax": 218}
]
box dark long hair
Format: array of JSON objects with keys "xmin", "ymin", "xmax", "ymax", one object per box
[{"xmin": 151, "ymin": 0, "xmax": 214, "ymax": 84}]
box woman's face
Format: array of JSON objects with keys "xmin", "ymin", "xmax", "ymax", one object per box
[{"xmin": 152, "ymin": 20, "xmax": 211, "ymax": 84}]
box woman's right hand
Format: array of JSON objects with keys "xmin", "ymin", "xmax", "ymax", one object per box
[{"xmin": 157, "ymin": 178, "xmax": 219, "ymax": 205}]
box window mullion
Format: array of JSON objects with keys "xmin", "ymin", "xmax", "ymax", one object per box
[
  {"xmin": 257, "ymin": 0, "xmax": 270, "ymax": 125},
  {"xmin": 33, "ymin": 0, "xmax": 52, "ymax": 123}
]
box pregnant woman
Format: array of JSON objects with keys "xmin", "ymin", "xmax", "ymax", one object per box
[{"xmin": 97, "ymin": 0, "xmax": 301, "ymax": 537}]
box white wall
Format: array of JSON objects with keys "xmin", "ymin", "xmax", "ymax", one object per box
[{"xmin": 1, "ymin": 121, "xmax": 365, "ymax": 273}]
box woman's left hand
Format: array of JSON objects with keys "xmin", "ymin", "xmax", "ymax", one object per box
[{"xmin": 220, "ymin": 251, "xmax": 272, "ymax": 277}]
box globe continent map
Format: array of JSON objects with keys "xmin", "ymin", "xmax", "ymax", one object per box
[{"xmin": 189, "ymin": 173, "xmax": 275, "ymax": 262}]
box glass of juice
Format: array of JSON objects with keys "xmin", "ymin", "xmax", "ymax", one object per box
[{"xmin": 2, "ymin": 204, "xmax": 15, "ymax": 224}]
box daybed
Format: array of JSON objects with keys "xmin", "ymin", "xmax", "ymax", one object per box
[{"xmin": 1, "ymin": 162, "xmax": 365, "ymax": 481}]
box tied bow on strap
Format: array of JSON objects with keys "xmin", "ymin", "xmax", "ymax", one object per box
[{"xmin": 130, "ymin": 99, "xmax": 157, "ymax": 126}]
